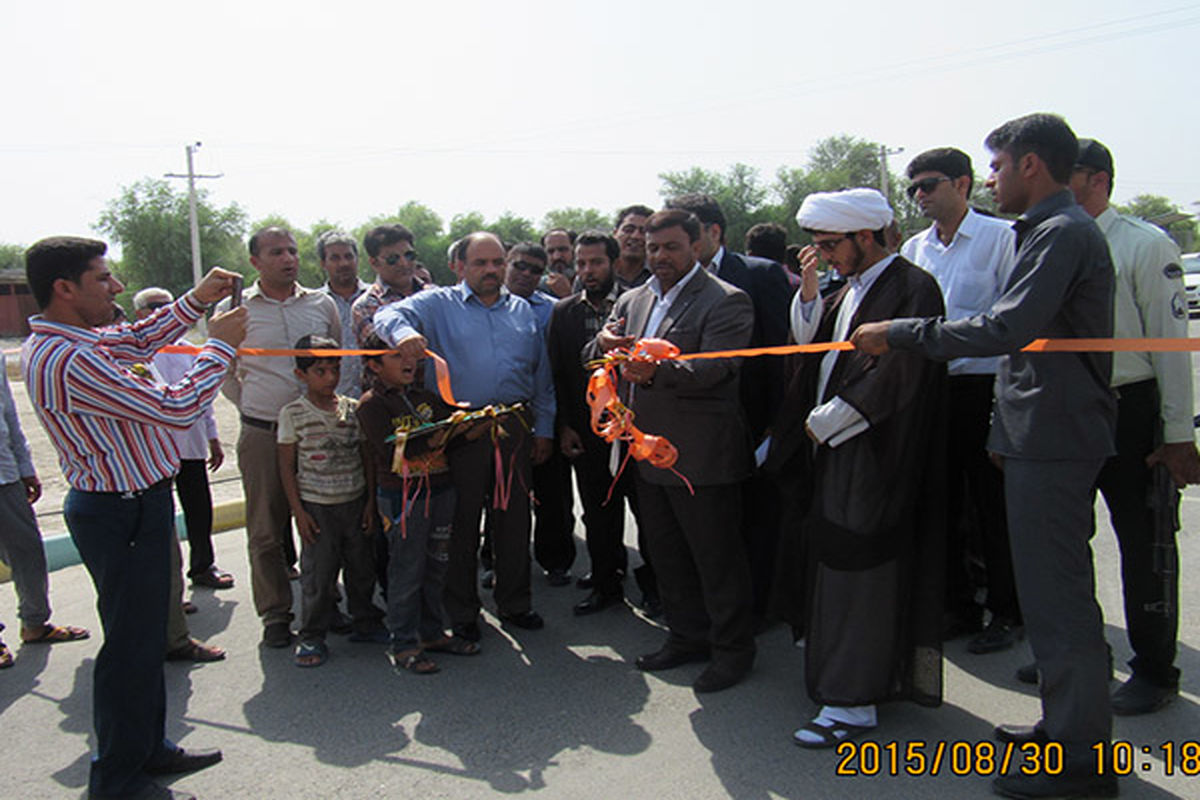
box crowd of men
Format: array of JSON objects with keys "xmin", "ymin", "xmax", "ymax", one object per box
[{"xmin": 5, "ymin": 111, "xmax": 1196, "ymax": 800}]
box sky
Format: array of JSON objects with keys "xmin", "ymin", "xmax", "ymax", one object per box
[{"xmin": 3, "ymin": 0, "xmax": 1198, "ymax": 251}]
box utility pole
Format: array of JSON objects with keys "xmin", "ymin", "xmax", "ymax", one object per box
[
  {"xmin": 165, "ymin": 142, "xmax": 222, "ymax": 333},
  {"xmin": 878, "ymin": 144, "xmax": 904, "ymax": 199}
]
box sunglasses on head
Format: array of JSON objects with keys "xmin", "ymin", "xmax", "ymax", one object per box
[
  {"xmin": 509, "ymin": 260, "xmax": 545, "ymax": 275},
  {"xmin": 383, "ymin": 251, "xmax": 417, "ymax": 266},
  {"xmin": 906, "ymin": 176, "xmax": 952, "ymax": 199}
]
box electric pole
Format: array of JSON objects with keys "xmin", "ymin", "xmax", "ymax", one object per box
[
  {"xmin": 165, "ymin": 142, "xmax": 222, "ymax": 333},
  {"xmin": 878, "ymin": 144, "xmax": 904, "ymax": 199}
]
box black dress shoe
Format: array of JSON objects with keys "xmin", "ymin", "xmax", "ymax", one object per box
[
  {"xmin": 993, "ymin": 723, "xmax": 1049, "ymax": 745},
  {"xmin": 452, "ymin": 622, "xmax": 482, "ymax": 642},
  {"xmin": 545, "ymin": 569, "xmax": 572, "ymax": 587},
  {"xmin": 635, "ymin": 646, "xmax": 709, "ymax": 672},
  {"xmin": 993, "ymin": 767, "xmax": 1117, "ymax": 799},
  {"xmin": 144, "ymin": 746, "xmax": 223, "ymax": 775},
  {"xmin": 967, "ymin": 618, "xmax": 1024, "ymax": 654},
  {"xmin": 575, "ymin": 572, "xmax": 594, "ymax": 589},
  {"xmin": 91, "ymin": 785, "xmax": 197, "ymax": 800},
  {"xmin": 640, "ymin": 592, "xmax": 663, "ymax": 619},
  {"xmin": 692, "ymin": 664, "xmax": 748, "ymax": 693},
  {"xmin": 1015, "ymin": 662, "xmax": 1039, "ymax": 685},
  {"xmin": 499, "ymin": 611, "xmax": 545, "ymax": 630},
  {"xmin": 1111, "ymin": 674, "xmax": 1177, "ymax": 716},
  {"xmin": 573, "ymin": 590, "xmax": 623, "ymax": 616}
]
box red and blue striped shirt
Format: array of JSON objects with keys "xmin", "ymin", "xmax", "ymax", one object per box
[{"xmin": 22, "ymin": 293, "xmax": 235, "ymax": 493}]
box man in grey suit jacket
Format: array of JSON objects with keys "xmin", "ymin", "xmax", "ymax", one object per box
[
  {"xmin": 852, "ymin": 113, "xmax": 1117, "ymax": 800},
  {"xmin": 591, "ymin": 209, "xmax": 756, "ymax": 693}
]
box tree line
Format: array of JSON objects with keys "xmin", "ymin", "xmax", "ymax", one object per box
[{"xmin": 1, "ymin": 135, "xmax": 1195, "ymax": 311}]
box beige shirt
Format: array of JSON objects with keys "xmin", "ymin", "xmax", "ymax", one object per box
[
  {"xmin": 218, "ymin": 281, "xmax": 341, "ymax": 421},
  {"xmin": 1099, "ymin": 207, "xmax": 1194, "ymax": 443}
]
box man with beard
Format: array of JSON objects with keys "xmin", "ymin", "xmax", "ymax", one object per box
[
  {"xmin": 900, "ymin": 148, "xmax": 1021, "ymax": 653},
  {"xmin": 540, "ymin": 228, "xmax": 576, "ymax": 298},
  {"xmin": 374, "ymin": 232, "xmax": 555, "ymax": 642},
  {"xmin": 768, "ymin": 188, "xmax": 947, "ymax": 747},
  {"xmin": 852, "ymin": 113, "xmax": 1118, "ymax": 799}
]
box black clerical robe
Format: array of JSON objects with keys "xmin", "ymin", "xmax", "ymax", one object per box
[{"xmin": 766, "ymin": 256, "xmax": 947, "ymax": 708}]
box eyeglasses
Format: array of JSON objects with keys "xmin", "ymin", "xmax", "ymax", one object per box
[
  {"xmin": 383, "ymin": 251, "xmax": 417, "ymax": 265},
  {"xmin": 509, "ymin": 260, "xmax": 546, "ymax": 276},
  {"xmin": 905, "ymin": 176, "xmax": 952, "ymax": 199},
  {"xmin": 811, "ymin": 234, "xmax": 853, "ymax": 253}
]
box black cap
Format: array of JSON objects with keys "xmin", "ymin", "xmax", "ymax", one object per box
[{"xmin": 1076, "ymin": 138, "xmax": 1114, "ymax": 178}]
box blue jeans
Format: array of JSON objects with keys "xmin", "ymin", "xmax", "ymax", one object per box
[
  {"xmin": 65, "ymin": 481, "xmax": 179, "ymax": 798},
  {"xmin": 377, "ymin": 484, "xmax": 453, "ymax": 650}
]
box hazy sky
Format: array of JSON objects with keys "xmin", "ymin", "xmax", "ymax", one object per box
[{"xmin": 3, "ymin": 0, "xmax": 1198, "ymax": 250}]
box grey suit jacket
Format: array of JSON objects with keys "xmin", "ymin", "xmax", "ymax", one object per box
[{"xmin": 590, "ymin": 268, "xmax": 755, "ymax": 487}]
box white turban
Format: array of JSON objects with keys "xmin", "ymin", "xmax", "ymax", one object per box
[{"xmin": 796, "ymin": 188, "xmax": 893, "ymax": 233}]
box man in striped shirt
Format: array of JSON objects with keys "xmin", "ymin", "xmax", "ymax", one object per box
[{"xmin": 23, "ymin": 236, "xmax": 246, "ymax": 800}]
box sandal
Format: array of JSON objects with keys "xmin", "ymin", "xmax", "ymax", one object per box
[
  {"xmin": 0, "ymin": 640, "xmax": 13, "ymax": 669},
  {"xmin": 294, "ymin": 640, "xmax": 328, "ymax": 668},
  {"xmin": 21, "ymin": 624, "xmax": 90, "ymax": 644},
  {"xmin": 792, "ymin": 719, "xmax": 875, "ymax": 749},
  {"xmin": 166, "ymin": 639, "xmax": 226, "ymax": 663},
  {"xmin": 422, "ymin": 635, "xmax": 481, "ymax": 656},
  {"xmin": 390, "ymin": 649, "xmax": 440, "ymax": 675}
]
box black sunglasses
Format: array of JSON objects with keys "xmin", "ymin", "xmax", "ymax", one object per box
[
  {"xmin": 509, "ymin": 260, "xmax": 546, "ymax": 275},
  {"xmin": 383, "ymin": 251, "xmax": 417, "ymax": 265},
  {"xmin": 906, "ymin": 176, "xmax": 952, "ymax": 199}
]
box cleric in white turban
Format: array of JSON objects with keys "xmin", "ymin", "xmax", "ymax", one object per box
[{"xmin": 796, "ymin": 188, "xmax": 893, "ymax": 233}]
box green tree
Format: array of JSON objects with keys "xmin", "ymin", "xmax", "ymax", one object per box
[
  {"xmin": 448, "ymin": 212, "xmax": 487, "ymax": 241},
  {"xmin": 541, "ymin": 207, "xmax": 611, "ymax": 235},
  {"xmin": 0, "ymin": 243, "xmax": 24, "ymax": 272},
  {"xmin": 356, "ymin": 202, "xmax": 454, "ymax": 285},
  {"xmin": 658, "ymin": 163, "xmax": 774, "ymax": 252},
  {"xmin": 488, "ymin": 211, "xmax": 538, "ymax": 246},
  {"xmin": 96, "ymin": 179, "xmax": 247, "ymax": 304},
  {"xmin": 1115, "ymin": 194, "xmax": 1198, "ymax": 252}
]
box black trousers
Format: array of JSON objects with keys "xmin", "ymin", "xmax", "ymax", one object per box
[
  {"xmin": 571, "ymin": 437, "xmax": 629, "ymax": 595},
  {"xmin": 174, "ymin": 459, "xmax": 215, "ymax": 577},
  {"xmin": 532, "ymin": 446, "xmax": 576, "ymax": 573},
  {"xmin": 446, "ymin": 416, "xmax": 534, "ymax": 625},
  {"xmin": 636, "ymin": 477, "xmax": 754, "ymax": 670},
  {"xmin": 1096, "ymin": 379, "xmax": 1180, "ymax": 688},
  {"xmin": 946, "ymin": 374, "xmax": 1020, "ymax": 621}
]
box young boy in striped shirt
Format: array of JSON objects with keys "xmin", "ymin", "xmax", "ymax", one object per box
[{"xmin": 278, "ymin": 335, "xmax": 382, "ymax": 667}]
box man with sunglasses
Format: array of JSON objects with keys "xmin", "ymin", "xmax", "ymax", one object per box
[
  {"xmin": 900, "ymin": 148, "xmax": 1022, "ymax": 655},
  {"xmin": 351, "ymin": 224, "xmax": 426, "ymax": 352},
  {"xmin": 504, "ymin": 242, "xmax": 576, "ymax": 588},
  {"xmin": 767, "ymin": 188, "xmax": 947, "ymax": 747}
]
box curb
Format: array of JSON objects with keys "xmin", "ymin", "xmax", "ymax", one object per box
[{"xmin": 0, "ymin": 499, "xmax": 246, "ymax": 580}]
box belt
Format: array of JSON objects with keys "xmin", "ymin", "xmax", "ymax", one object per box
[
  {"xmin": 80, "ymin": 477, "xmax": 172, "ymax": 500},
  {"xmin": 241, "ymin": 414, "xmax": 278, "ymax": 432}
]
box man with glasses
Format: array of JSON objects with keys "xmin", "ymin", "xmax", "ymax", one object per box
[
  {"xmin": 900, "ymin": 148, "xmax": 1021, "ymax": 655},
  {"xmin": 504, "ymin": 243, "xmax": 575, "ymax": 587},
  {"xmin": 768, "ymin": 188, "xmax": 947, "ymax": 746},
  {"xmin": 351, "ymin": 224, "xmax": 426, "ymax": 350}
]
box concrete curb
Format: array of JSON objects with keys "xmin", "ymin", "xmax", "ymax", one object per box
[{"xmin": 0, "ymin": 498, "xmax": 246, "ymax": 580}]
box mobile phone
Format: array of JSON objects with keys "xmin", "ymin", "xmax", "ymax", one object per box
[{"xmin": 230, "ymin": 275, "xmax": 243, "ymax": 308}]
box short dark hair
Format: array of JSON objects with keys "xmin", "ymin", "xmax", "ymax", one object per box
[
  {"xmin": 25, "ymin": 236, "xmax": 108, "ymax": 309},
  {"xmin": 360, "ymin": 332, "xmax": 392, "ymax": 365},
  {"xmin": 984, "ymin": 113, "xmax": 1078, "ymax": 184},
  {"xmin": 293, "ymin": 334, "xmax": 340, "ymax": 371},
  {"xmin": 540, "ymin": 228, "xmax": 576, "ymax": 247},
  {"xmin": 316, "ymin": 230, "xmax": 358, "ymax": 261},
  {"xmin": 646, "ymin": 209, "xmax": 701, "ymax": 243},
  {"xmin": 575, "ymin": 230, "xmax": 620, "ymax": 263},
  {"xmin": 248, "ymin": 226, "xmax": 293, "ymax": 257},
  {"xmin": 614, "ymin": 204, "xmax": 655, "ymax": 230},
  {"xmin": 453, "ymin": 231, "xmax": 503, "ymax": 263},
  {"xmin": 665, "ymin": 193, "xmax": 726, "ymax": 242},
  {"xmin": 907, "ymin": 147, "xmax": 974, "ymax": 193},
  {"xmin": 507, "ymin": 241, "xmax": 548, "ymax": 263},
  {"xmin": 363, "ymin": 224, "xmax": 415, "ymax": 258},
  {"xmin": 744, "ymin": 222, "xmax": 788, "ymax": 263}
]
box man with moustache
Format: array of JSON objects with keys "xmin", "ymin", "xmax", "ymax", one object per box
[
  {"xmin": 612, "ymin": 204, "xmax": 654, "ymax": 290},
  {"xmin": 591, "ymin": 210, "xmax": 756, "ymax": 692},
  {"xmin": 900, "ymin": 148, "xmax": 1021, "ymax": 652},
  {"xmin": 540, "ymin": 228, "xmax": 576, "ymax": 298},
  {"xmin": 852, "ymin": 113, "xmax": 1118, "ymax": 799},
  {"xmin": 218, "ymin": 226, "xmax": 341, "ymax": 648},
  {"xmin": 317, "ymin": 230, "xmax": 369, "ymax": 398},
  {"xmin": 548, "ymin": 231, "xmax": 634, "ymax": 614},
  {"xmin": 374, "ymin": 232, "xmax": 555, "ymax": 641},
  {"xmin": 351, "ymin": 224, "xmax": 425, "ymax": 348},
  {"xmin": 769, "ymin": 188, "xmax": 947, "ymax": 747}
]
